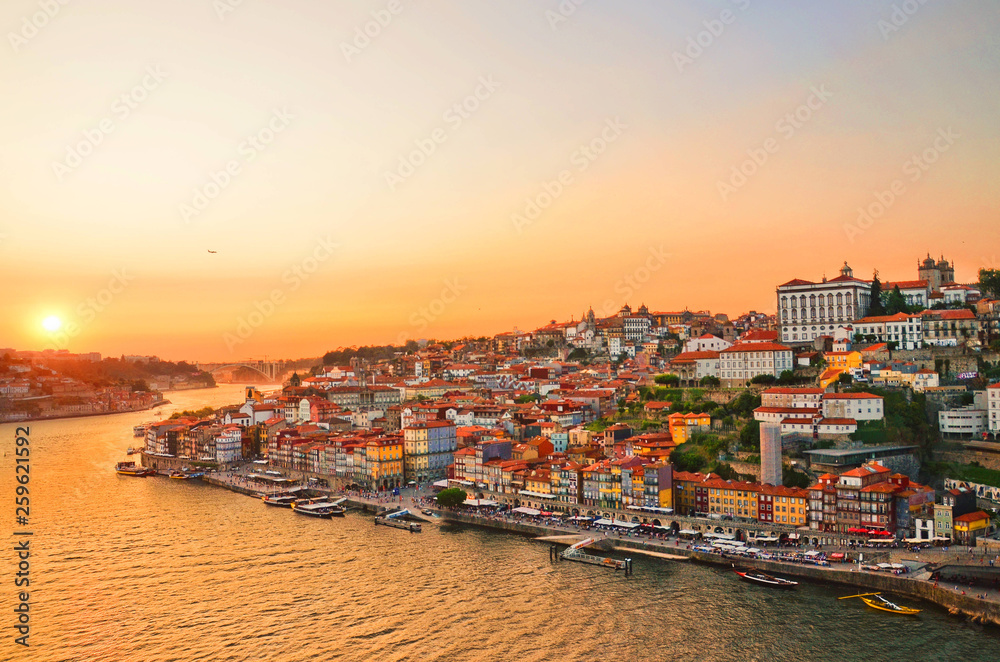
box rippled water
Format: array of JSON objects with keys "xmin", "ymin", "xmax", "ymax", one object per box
[{"xmin": 3, "ymin": 384, "xmax": 998, "ymax": 661}]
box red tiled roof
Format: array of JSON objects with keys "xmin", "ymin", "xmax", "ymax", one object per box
[
  {"xmin": 721, "ymin": 342, "xmax": 792, "ymax": 354},
  {"xmin": 954, "ymin": 511, "xmax": 990, "ymax": 523},
  {"xmin": 823, "ymin": 392, "xmax": 882, "ymax": 400}
]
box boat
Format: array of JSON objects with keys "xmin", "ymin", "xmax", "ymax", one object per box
[
  {"xmin": 292, "ymin": 502, "xmax": 340, "ymax": 519},
  {"xmin": 734, "ymin": 568, "xmax": 799, "ymax": 588},
  {"xmin": 293, "ymin": 497, "xmax": 346, "ymax": 517},
  {"xmin": 261, "ymin": 494, "xmax": 297, "ymax": 508},
  {"xmin": 374, "ymin": 515, "xmax": 421, "ymax": 532},
  {"xmin": 169, "ymin": 471, "xmax": 203, "ymax": 480},
  {"xmin": 116, "ymin": 461, "xmax": 155, "ymax": 477},
  {"xmin": 126, "ymin": 447, "xmax": 143, "ymax": 455},
  {"xmin": 839, "ymin": 592, "xmax": 921, "ymax": 615}
]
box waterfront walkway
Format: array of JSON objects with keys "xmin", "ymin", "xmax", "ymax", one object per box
[{"xmin": 199, "ymin": 467, "xmax": 1000, "ymax": 607}]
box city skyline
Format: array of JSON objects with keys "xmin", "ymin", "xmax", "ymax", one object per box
[{"xmin": 2, "ymin": 1, "xmax": 998, "ymax": 361}]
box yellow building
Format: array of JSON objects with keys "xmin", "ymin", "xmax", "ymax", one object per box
[
  {"xmin": 366, "ymin": 438, "xmax": 403, "ymax": 490},
  {"xmin": 824, "ymin": 350, "xmax": 862, "ymax": 371},
  {"xmin": 953, "ymin": 511, "xmax": 991, "ymax": 544},
  {"xmin": 667, "ymin": 412, "xmax": 711, "ymax": 445},
  {"xmin": 705, "ymin": 479, "xmax": 760, "ymax": 519},
  {"xmin": 524, "ymin": 469, "xmax": 552, "ymax": 495}
]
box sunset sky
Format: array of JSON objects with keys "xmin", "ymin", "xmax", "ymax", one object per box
[{"xmin": 1, "ymin": 0, "xmax": 998, "ymax": 362}]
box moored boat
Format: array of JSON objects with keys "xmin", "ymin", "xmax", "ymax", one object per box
[
  {"xmin": 116, "ymin": 461, "xmax": 155, "ymax": 477},
  {"xmin": 841, "ymin": 593, "xmax": 921, "ymax": 615},
  {"xmin": 292, "ymin": 501, "xmax": 341, "ymax": 518},
  {"xmin": 734, "ymin": 568, "xmax": 799, "ymax": 588},
  {"xmin": 261, "ymin": 494, "xmax": 297, "ymax": 508}
]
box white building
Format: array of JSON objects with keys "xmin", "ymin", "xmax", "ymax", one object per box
[
  {"xmin": 882, "ymin": 280, "xmax": 931, "ymax": 308},
  {"xmin": 719, "ymin": 342, "xmax": 795, "ymax": 388},
  {"xmin": 852, "ymin": 313, "xmax": 923, "ymax": 350},
  {"xmin": 821, "ymin": 393, "xmax": 884, "ymax": 421},
  {"xmin": 215, "ymin": 426, "xmax": 243, "ymax": 464},
  {"xmin": 683, "ymin": 333, "xmax": 732, "ymax": 353},
  {"xmin": 760, "ymin": 387, "xmax": 826, "ymax": 409},
  {"xmin": 938, "ymin": 407, "xmax": 987, "ymax": 438},
  {"xmin": 989, "ymin": 383, "xmax": 1000, "ymax": 437},
  {"xmin": 777, "ymin": 262, "xmax": 872, "ymax": 344}
]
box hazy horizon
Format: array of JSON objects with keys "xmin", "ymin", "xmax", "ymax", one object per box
[{"xmin": 2, "ymin": 0, "xmax": 998, "ymax": 362}]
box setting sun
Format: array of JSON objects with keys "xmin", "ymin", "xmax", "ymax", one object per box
[{"xmin": 42, "ymin": 315, "xmax": 62, "ymax": 332}]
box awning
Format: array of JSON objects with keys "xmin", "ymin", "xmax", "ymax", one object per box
[
  {"xmin": 567, "ymin": 516, "xmax": 595, "ymax": 522},
  {"xmin": 511, "ymin": 507, "xmax": 541, "ymax": 516},
  {"xmin": 830, "ymin": 553, "xmax": 845, "ymax": 560},
  {"xmin": 463, "ymin": 499, "xmax": 498, "ymax": 507},
  {"xmin": 678, "ymin": 529, "xmax": 700, "ymax": 535},
  {"xmin": 594, "ymin": 519, "xmax": 640, "ymax": 529},
  {"xmin": 433, "ymin": 479, "xmax": 450, "ymax": 488}
]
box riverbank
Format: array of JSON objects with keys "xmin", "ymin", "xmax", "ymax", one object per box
[
  {"xmin": 434, "ymin": 509, "xmax": 1000, "ymax": 628},
  {"xmin": 160, "ymin": 468, "xmax": 1000, "ymax": 628},
  {"xmin": 2, "ymin": 398, "xmax": 171, "ymax": 424}
]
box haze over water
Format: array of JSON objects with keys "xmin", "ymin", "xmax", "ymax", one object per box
[{"xmin": 0, "ymin": 384, "xmax": 995, "ymax": 661}]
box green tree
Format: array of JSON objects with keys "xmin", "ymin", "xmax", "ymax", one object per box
[
  {"xmin": 436, "ymin": 487, "xmax": 467, "ymax": 508},
  {"xmin": 782, "ymin": 466, "xmax": 811, "ymax": 488},
  {"xmin": 885, "ymin": 285, "xmax": 909, "ymax": 315},
  {"xmin": 750, "ymin": 374, "xmax": 776, "ymax": 385},
  {"xmin": 868, "ymin": 273, "xmax": 886, "ymax": 316},
  {"xmin": 568, "ymin": 348, "xmax": 589, "ymax": 360},
  {"xmin": 670, "ymin": 443, "xmax": 708, "ymax": 473},
  {"xmin": 979, "ymin": 268, "xmax": 1000, "ymax": 298},
  {"xmin": 738, "ymin": 419, "xmax": 760, "ymax": 449},
  {"xmin": 700, "ymin": 376, "xmax": 721, "ymax": 387},
  {"xmin": 838, "ymin": 372, "xmax": 853, "ymax": 386},
  {"xmin": 654, "ymin": 374, "xmax": 680, "ymax": 387}
]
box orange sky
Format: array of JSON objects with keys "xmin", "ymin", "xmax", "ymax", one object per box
[{"xmin": 1, "ymin": 1, "xmax": 998, "ymax": 361}]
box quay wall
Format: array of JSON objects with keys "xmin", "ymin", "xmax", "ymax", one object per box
[{"xmin": 439, "ymin": 511, "xmax": 1000, "ymax": 628}]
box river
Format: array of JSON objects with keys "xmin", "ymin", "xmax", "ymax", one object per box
[{"xmin": 2, "ymin": 383, "xmax": 997, "ymax": 661}]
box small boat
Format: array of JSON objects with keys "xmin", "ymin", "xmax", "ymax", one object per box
[
  {"xmin": 126, "ymin": 447, "xmax": 143, "ymax": 455},
  {"xmin": 116, "ymin": 461, "xmax": 155, "ymax": 477},
  {"xmin": 734, "ymin": 568, "xmax": 799, "ymax": 588},
  {"xmin": 839, "ymin": 592, "xmax": 921, "ymax": 615},
  {"xmin": 262, "ymin": 494, "xmax": 297, "ymax": 508},
  {"xmin": 292, "ymin": 502, "xmax": 343, "ymax": 519},
  {"xmin": 169, "ymin": 471, "xmax": 202, "ymax": 480},
  {"xmin": 375, "ymin": 515, "xmax": 421, "ymax": 532}
]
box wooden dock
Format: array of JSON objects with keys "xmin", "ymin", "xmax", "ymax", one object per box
[{"xmin": 615, "ymin": 547, "xmax": 689, "ymax": 562}]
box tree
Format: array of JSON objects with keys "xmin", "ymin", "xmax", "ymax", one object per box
[
  {"xmin": 700, "ymin": 376, "xmax": 721, "ymax": 387},
  {"xmin": 837, "ymin": 372, "xmax": 853, "ymax": 385},
  {"xmin": 776, "ymin": 370, "xmax": 796, "ymax": 385},
  {"xmin": 568, "ymin": 348, "xmax": 589, "ymax": 360},
  {"xmin": 868, "ymin": 272, "xmax": 886, "ymax": 317},
  {"xmin": 738, "ymin": 419, "xmax": 760, "ymax": 449},
  {"xmin": 750, "ymin": 374, "xmax": 776, "ymax": 385},
  {"xmin": 435, "ymin": 487, "xmax": 467, "ymax": 508},
  {"xmin": 655, "ymin": 374, "xmax": 680, "ymax": 387},
  {"xmin": 782, "ymin": 466, "xmax": 811, "ymax": 488},
  {"xmin": 515, "ymin": 394, "xmax": 538, "ymax": 404},
  {"xmin": 979, "ymin": 268, "xmax": 1000, "ymax": 298},
  {"xmin": 885, "ymin": 285, "xmax": 909, "ymax": 315}
]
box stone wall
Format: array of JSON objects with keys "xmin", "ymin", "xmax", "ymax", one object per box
[{"xmin": 934, "ymin": 449, "xmax": 1000, "ymax": 472}]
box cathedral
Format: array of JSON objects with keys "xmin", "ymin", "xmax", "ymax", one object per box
[{"xmin": 917, "ymin": 254, "xmax": 956, "ymax": 293}]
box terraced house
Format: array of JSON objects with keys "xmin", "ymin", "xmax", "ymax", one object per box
[{"xmin": 402, "ymin": 420, "xmax": 457, "ymax": 484}]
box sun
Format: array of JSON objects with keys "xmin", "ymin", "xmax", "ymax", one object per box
[{"xmin": 42, "ymin": 316, "xmax": 62, "ymax": 332}]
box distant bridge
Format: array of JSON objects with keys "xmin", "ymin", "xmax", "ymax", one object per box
[{"xmin": 197, "ymin": 360, "xmax": 287, "ymax": 382}]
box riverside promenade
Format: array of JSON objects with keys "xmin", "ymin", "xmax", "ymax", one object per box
[{"xmin": 193, "ymin": 468, "xmax": 1000, "ymax": 626}]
